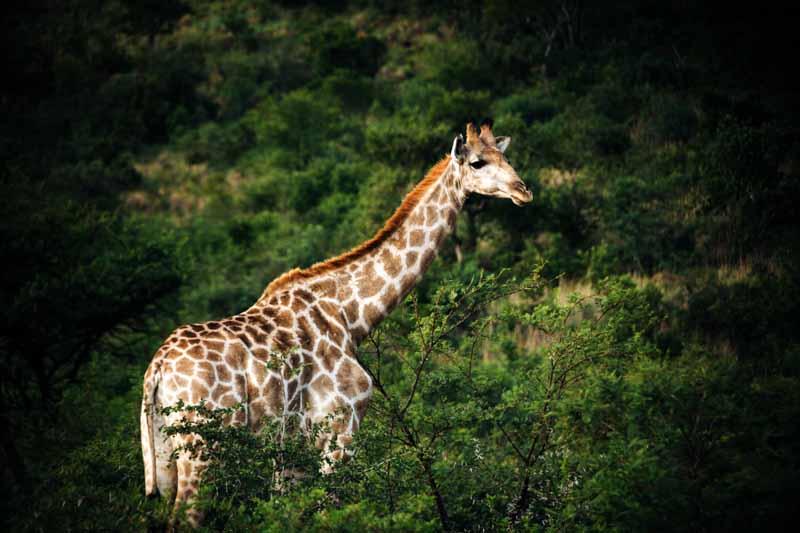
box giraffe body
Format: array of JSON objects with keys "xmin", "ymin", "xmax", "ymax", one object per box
[{"xmin": 141, "ymin": 121, "xmax": 531, "ymax": 526}]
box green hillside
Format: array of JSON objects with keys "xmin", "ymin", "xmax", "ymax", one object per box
[{"xmin": 3, "ymin": 1, "xmax": 800, "ymax": 530}]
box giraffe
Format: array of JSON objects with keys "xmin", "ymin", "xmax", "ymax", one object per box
[{"xmin": 140, "ymin": 120, "xmax": 532, "ymax": 526}]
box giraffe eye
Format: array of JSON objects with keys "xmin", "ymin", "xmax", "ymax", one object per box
[{"xmin": 470, "ymin": 160, "xmax": 487, "ymax": 169}]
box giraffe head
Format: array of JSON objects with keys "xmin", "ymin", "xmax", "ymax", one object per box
[{"xmin": 450, "ymin": 119, "xmax": 533, "ymax": 206}]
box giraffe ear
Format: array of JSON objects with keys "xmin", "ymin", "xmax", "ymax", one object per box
[
  {"xmin": 495, "ymin": 136, "xmax": 511, "ymax": 153},
  {"xmin": 451, "ymin": 134, "xmax": 466, "ymax": 162}
]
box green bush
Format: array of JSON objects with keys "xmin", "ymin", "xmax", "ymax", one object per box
[
  {"xmin": 321, "ymin": 71, "xmax": 377, "ymax": 111},
  {"xmin": 414, "ymin": 38, "xmax": 493, "ymax": 92},
  {"xmin": 179, "ymin": 120, "xmax": 256, "ymax": 166},
  {"xmin": 493, "ymin": 90, "xmax": 560, "ymax": 125},
  {"xmin": 243, "ymin": 89, "xmax": 345, "ymax": 168},
  {"xmin": 364, "ymin": 112, "xmax": 450, "ymax": 166},
  {"xmin": 398, "ymin": 79, "xmax": 492, "ymax": 126},
  {"xmin": 310, "ymin": 21, "xmax": 387, "ymax": 78},
  {"xmin": 636, "ymin": 93, "xmax": 697, "ymax": 146},
  {"xmin": 17, "ymin": 402, "xmax": 169, "ymax": 531}
]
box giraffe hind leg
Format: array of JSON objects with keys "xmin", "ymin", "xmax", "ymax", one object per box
[
  {"xmin": 170, "ymin": 451, "xmax": 206, "ymax": 528},
  {"xmin": 153, "ymin": 408, "xmax": 177, "ymax": 498}
]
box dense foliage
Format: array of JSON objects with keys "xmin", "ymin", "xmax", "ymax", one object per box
[{"xmin": 2, "ymin": 0, "xmax": 799, "ymax": 530}]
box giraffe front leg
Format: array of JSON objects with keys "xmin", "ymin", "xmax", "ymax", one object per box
[
  {"xmin": 306, "ymin": 396, "xmax": 351, "ymax": 475},
  {"xmin": 305, "ymin": 354, "xmax": 372, "ymax": 474},
  {"xmin": 315, "ymin": 393, "xmax": 371, "ymax": 474},
  {"xmin": 320, "ymin": 432, "xmax": 354, "ymax": 474}
]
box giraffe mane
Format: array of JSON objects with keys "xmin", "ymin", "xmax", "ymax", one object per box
[{"xmin": 260, "ymin": 155, "xmax": 452, "ymax": 297}]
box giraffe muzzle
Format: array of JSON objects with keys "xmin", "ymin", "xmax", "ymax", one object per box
[{"xmin": 510, "ymin": 181, "xmax": 533, "ymax": 206}]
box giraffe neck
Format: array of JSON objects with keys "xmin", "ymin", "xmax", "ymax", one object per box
[
  {"xmin": 256, "ymin": 156, "xmax": 467, "ymax": 343},
  {"xmin": 340, "ymin": 158, "xmax": 466, "ymax": 338}
]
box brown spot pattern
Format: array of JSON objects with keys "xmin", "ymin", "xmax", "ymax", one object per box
[
  {"xmin": 344, "ymin": 300, "xmax": 359, "ymax": 325},
  {"xmin": 409, "ymin": 229, "xmax": 425, "ymax": 247},
  {"xmin": 319, "ymin": 341, "xmax": 341, "ymax": 372},
  {"xmin": 312, "ymin": 374, "xmax": 334, "ymax": 395},
  {"xmin": 337, "ymin": 359, "xmax": 359, "ymax": 397},
  {"xmin": 363, "ymin": 303, "xmax": 383, "ymax": 327},
  {"xmin": 426, "ymin": 205, "xmax": 439, "ymax": 223},
  {"xmin": 380, "ymin": 248, "xmax": 402, "ymax": 278},
  {"xmin": 381, "ymin": 285, "xmax": 398, "ymax": 309},
  {"xmin": 310, "ymin": 279, "xmax": 336, "ymax": 296},
  {"xmin": 357, "ymin": 261, "xmax": 382, "ymax": 298}
]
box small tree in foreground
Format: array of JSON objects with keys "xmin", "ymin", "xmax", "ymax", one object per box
[{"xmin": 156, "ymin": 270, "xmax": 722, "ymax": 532}]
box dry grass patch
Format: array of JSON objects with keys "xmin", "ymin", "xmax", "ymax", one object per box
[
  {"xmin": 128, "ymin": 151, "xmax": 225, "ymax": 218},
  {"xmin": 538, "ymin": 167, "xmax": 579, "ymax": 188}
]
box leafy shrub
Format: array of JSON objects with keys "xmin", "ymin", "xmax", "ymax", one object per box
[
  {"xmin": 591, "ymin": 123, "xmax": 630, "ymax": 156},
  {"xmin": 310, "ymin": 21, "xmax": 386, "ymax": 77},
  {"xmin": 687, "ymin": 272, "xmax": 800, "ymax": 362},
  {"xmin": 397, "ymin": 80, "xmax": 492, "ymax": 127},
  {"xmin": 696, "ymin": 117, "xmax": 798, "ymax": 258},
  {"xmin": 179, "ymin": 120, "xmax": 256, "ymax": 166},
  {"xmin": 583, "ymin": 172, "xmax": 695, "ymax": 274},
  {"xmin": 635, "ymin": 93, "xmax": 697, "ymax": 146},
  {"xmin": 527, "ymin": 101, "xmax": 631, "ymax": 169},
  {"xmin": 414, "ymin": 38, "xmax": 494, "ymax": 92},
  {"xmin": 16, "ymin": 406, "xmax": 169, "ymax": 531},
  {"xmin": 244, "ymin": 89, "xmax": 344, "ymax": 168},
  {"xmin": 493, "ymin": 90, "xmax": 560, "ymax": 125},
  {"xmin": 0, "ymin": 202, "xmax": 185, "ymax": 414},
  {"xmin": 213, "ymin": 49, "xmax": 273, "ymax": 119},
  {"xmin": 321, "ymin": 71, "xmax": 376, "ymax": 111},
  {"xmin": 587, "ymin": 78, "xmax": 636, "ymax": 123},
  {"xmin": 364, "ymin": 112, "xmax": 450, "ymax": 166}
]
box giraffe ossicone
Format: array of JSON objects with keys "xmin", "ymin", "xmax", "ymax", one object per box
[{"xmin": 140, "ymin": 120, "xmax": 532, "ymax": 526}]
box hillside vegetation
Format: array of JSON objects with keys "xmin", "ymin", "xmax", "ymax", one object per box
[{"xmin": 2, "ymin": 1, "xmax": 800, "ymax": 530}]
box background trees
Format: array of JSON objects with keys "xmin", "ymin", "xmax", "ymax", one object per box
[{"xmin": 2, "ymin": 1, "xmax": 799, "ymax": 530}]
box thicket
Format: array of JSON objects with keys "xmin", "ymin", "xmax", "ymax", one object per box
[{"xmin": 2, "ymin": 0, "xmax": 799, "ymax": 531}]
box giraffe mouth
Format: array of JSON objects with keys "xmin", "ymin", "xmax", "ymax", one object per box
[{"xmin": 509, "ymin": 182, "xmax": 533, "ymax": 206}]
